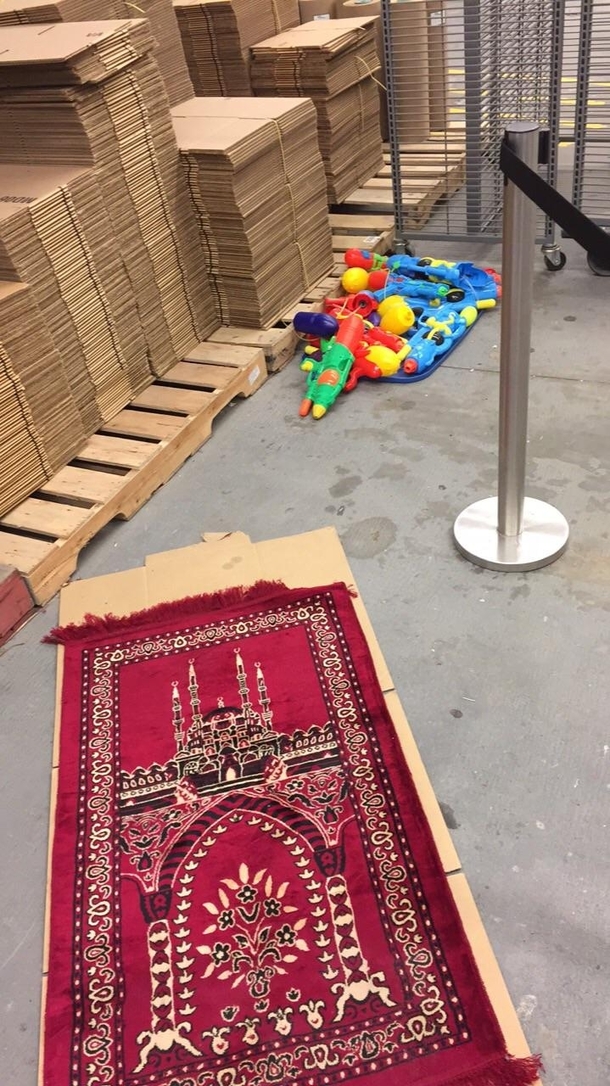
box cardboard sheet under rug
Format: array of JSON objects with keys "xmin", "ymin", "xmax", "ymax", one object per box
[{"xmin": 41, "ymin": 528, "xmax": 542, "ymax": 1086}]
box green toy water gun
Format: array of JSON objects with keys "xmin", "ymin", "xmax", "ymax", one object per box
[{"xmin": 299, "ymin": 313, "xmax": 364, "ymax": 419}]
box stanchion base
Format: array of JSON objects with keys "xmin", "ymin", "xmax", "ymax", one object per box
[{"xmin": 453, "ymin": 496, "xmax": 569, "ymax": 571}]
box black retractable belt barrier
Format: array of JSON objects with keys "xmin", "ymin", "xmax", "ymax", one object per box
[{"xmin": 500, "ymin": 134, "xmax": 610, "ymax": 274}]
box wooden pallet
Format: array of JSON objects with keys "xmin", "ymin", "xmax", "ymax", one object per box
[
  {"xmin": 334, "ymin": 133, "xmax": 466, "ymax": 227},
  {"xmin": 210, "ymin": 215, "xmax": 395, "ymax": 372},
  {"xmin": 0, "ymin": 217, "xmax": 394, "ymax": 609},
  {"xmin": 380, "ymin": 154, "xmax": 465, "ymax": 198},
  {"xmin": 328, "ymin": 214, "xmax": 395, "ymax": 258},
  {"xmin": 208, "ymin": 324, "xmax": 297, "ymax": 377},
  {"xmin": 0, "ymin": 345, "xmax": 266, "ymax": 606}
]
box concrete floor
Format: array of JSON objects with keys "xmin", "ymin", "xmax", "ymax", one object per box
[{"xmin": 1, "ymin": 237, "xmax": 608, "ymax": 1085}]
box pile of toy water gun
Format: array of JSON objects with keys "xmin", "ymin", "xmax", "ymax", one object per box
[{"xmin": 294, "ymin": 249, "xmax": 501, "ymax": 419}]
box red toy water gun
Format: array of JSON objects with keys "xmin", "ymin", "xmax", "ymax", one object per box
[
  {"xmin": 345, "ymin": 349, "xmax": 382, "ymax": 390},
  {"xmin": 365, "ymin": 327, "xmax": 406, "ymax": 354},
  {"xmin": 325, "ymin": 291, "xmax": 378, "ymax": 318},
  {"xmin": 344, "ymin": 247, "xmax": 390, "ymax": 272}
]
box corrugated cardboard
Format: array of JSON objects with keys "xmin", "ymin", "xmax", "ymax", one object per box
[
  {"xmin": 0, "ymin": 280, "xmax": 86, "ymax": 514},
  {"xmin": 113, "ymin": 0, "xmax": 193, "ymax": 106},
  {"xmin": 0, "ymin": 17, "xmax": 224, "ymax": 520},
  {"xmin": 250, "ymin": 17, "xmax": 384, "ymax": 201},
  {"xmin": 0, "ymin": 20, "xmax": 153, "ymax": 86},
  {"xmin": 174, "ymin": 0, "xmax": 300, "ymax": 97},
  {"xmin": 251, "ymin": 17, "xmax": 380, "ymax": 97},
  {"xmin": 0, "ymin": 0, "xmax": 193, "ymax": 106},
  {"xmin": 172, "ymin": 96, "xmax": 332, "ymax": 327},
  {"xmin": 174, "ymin": 0, "xmax": 253, "ymax": 96},
  {"xmin": 256, "ymin": 13, "xmax": 374, "ymax": 45},
  {"xmin": 0, "ymin": 162, "xmax": 150, "ymax": 429},
  {"xmin": 339, "ymin": 0, "xmax": 386, "ymax": 138},
  {"xmin": 0, "ymin": 22, "xmax": 220, "ymax": 374},
  {"xmin": 315, "ymin": 77, "xmax": 384, "ymax": 202}
]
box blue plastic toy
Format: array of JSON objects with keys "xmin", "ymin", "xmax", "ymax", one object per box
[
  {"xmin": 399, "ymin": 304, "xmax": 479, "ymax": 381},
  {"xmin": 335, "ymin": 249, "xmax": 501, "ymax": 383},
  {"xmin": 374, "ymin": 261, "xmax": 499, "ymax": 382}
]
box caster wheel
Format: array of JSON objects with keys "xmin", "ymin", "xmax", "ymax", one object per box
[
  {"xmin": 544, "ymin": 250, "xmax": 567, "ymax": 272},
  {"xmin": 587, "ymin": 251, "xmax": 610, "ymax": 276}
]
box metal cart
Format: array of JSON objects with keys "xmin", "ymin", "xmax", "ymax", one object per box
[
  {"xmin": 381, "ymin": 0, "xmax": 567, "ymax": 266},
  {"xmin": 566, "ymin": 0, "xmax": 610, "ymax": 273}
]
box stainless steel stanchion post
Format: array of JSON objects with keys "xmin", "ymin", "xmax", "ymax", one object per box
[{"xmin": 453, "ymin": 122, "xmax": 569, "ymax": 571}]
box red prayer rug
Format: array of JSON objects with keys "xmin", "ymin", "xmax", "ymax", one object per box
[{"xmin": 45, "ymin": 581, "xmax": 542, "ymax": 1086}]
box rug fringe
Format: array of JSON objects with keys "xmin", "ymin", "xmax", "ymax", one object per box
[
  {"xmin": 43, "ymin": 580, "xmax": 288, "ymax": 644},
  {"xmin": 439, "ymin": 1053, "xmax": 543, "ymax": 1086}
]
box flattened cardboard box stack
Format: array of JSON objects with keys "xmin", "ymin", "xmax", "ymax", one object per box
[
  {"xmin": 0, "ymin": 163, "xmax": 148, "ymax": 432},
  {"xmin": 172, "ymin": 96, "xmax": 333, "ymax": 327},
  {"xmin": 0, "ymin": 21, "xmax": 219, "ymax": 375},
  {"xmin": 113, "ymin": 0, "xmax": 193, "ymax": 105},
  {"xmin": 250, "ymin": 17, "xmax": 384, "ymax": 202},
  {"xmin": 0, "ymin": 0, "xmax": 193, "ymax": 107},
  {"xmin": 174, "ymin": 0, "xmax": 300, "ymax": 97},
  {"xmin": 0, "ymin": 281, "xmax": 86, "ymax": 512},
  {"xmin": 0, "ymin": 19, "xmax": 221, "ymax": 516},
  {"xmin": 175, "ymin": 0, "xmax": 252, "ymax": 96}
]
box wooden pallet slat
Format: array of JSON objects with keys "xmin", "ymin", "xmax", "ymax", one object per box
[
  {"xmin": 363, "ymin": 179, "xmax": 445, "ymax": 202},
  {"xmin": 209, "ymin": 324, "xmax": 296, "ymax": 375},
  {"xmin": 279, "ymin": 300, "xmax": 318, "ymax": 323},
  {"xmin": 158, "ymin": 361, "xmax": 234, "ymax": 389},
  {"xmin": 77, "ymin": 434, "xmax": 157, "ymax": 470},
  {"xmin": 390, "ymin": 140, "xmax": 467, "ymax": 154},
  {"xmin": 379, "ymin": 162, "xmax": 462, "ymax": 179},
  {"xmin": 0, "ymin": 532, "xmax": 57, "ymax": 573},
  {"xmin": 130, "ymin": 385, "xmax": 214, "ymax": 415},
  {"xmin": 0, "ymin": 207, "xmax": 398, "ymax": 609},
  {"xmin": 39, "ymin": 466, "xmax": 127, "ymax": 504},
  {"xmin": 340, "ymin": 188, "xmax": 413, "ymax": 207},
  {"xmin": 307, "ymin": 273, "xmax": 342, "ymax": 293},
  {"xmin": 102, "ymin": 409, "xmax": 184, "ymax": 441},
  {"xmin": 0, "ymin": 498, "xmax": 93, "ymax": 539},
  {"xmin": 184, "ymin": 342, "xmax": 261, "ymax": 368},
  {"xmin": 377, "ymin": 162, "xmax": 465, "ymax": 200},
  {"xmin": 331, "ymin": 227, "xmax": 394, "ymax": 254},
  {"xmin": 382, "ymin": 153, "xmax": 465, "ymax": 167},
  {"xmin": 340, "ymin": 189, "xmax": 440, "ymax": 225},
  {"xmin": 328, "ymin": 213, "xmax": 394, "ymax": 232}
]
